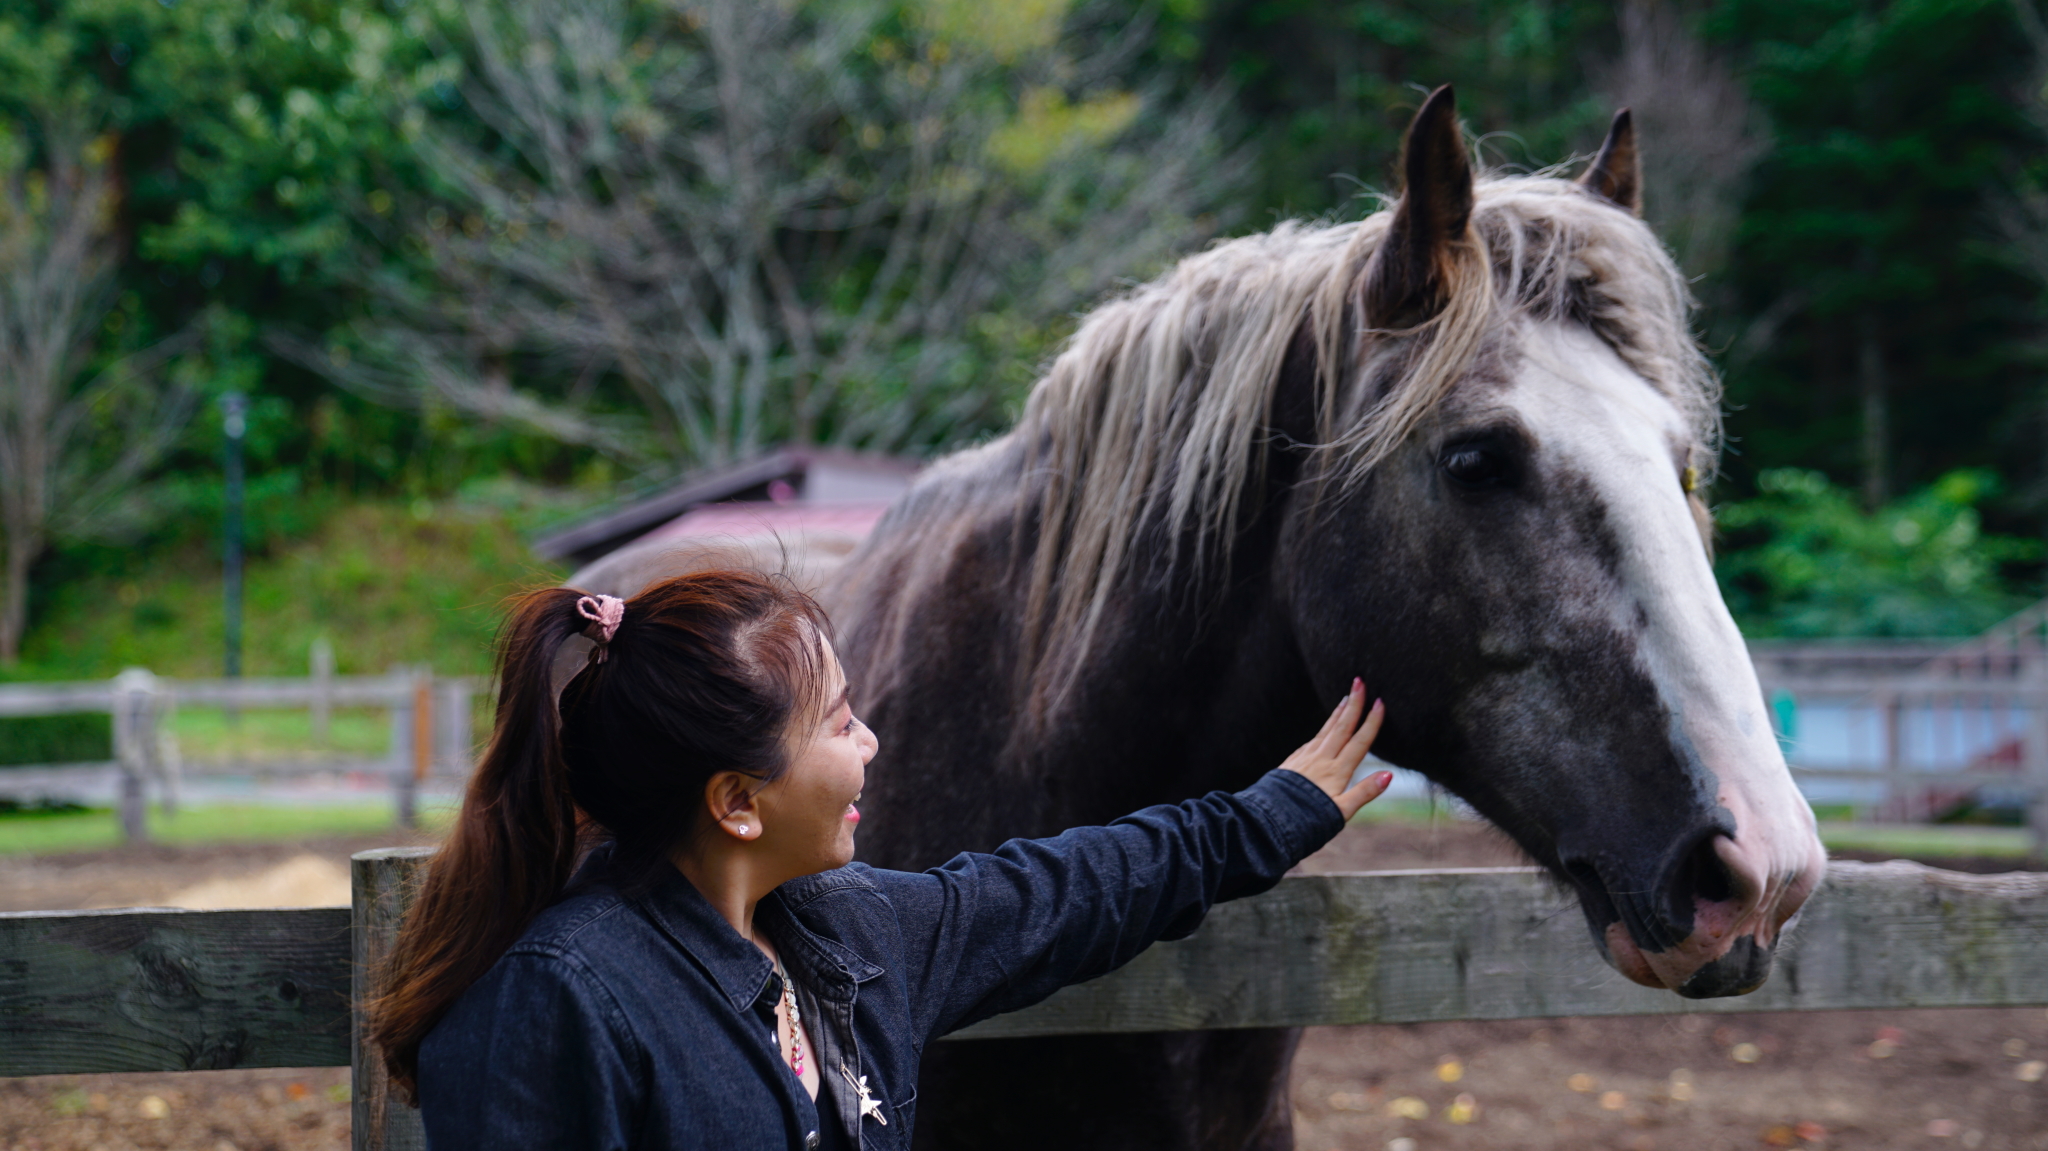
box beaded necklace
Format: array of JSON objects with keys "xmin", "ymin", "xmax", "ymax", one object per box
[{"xmin": 774, "ymin": 962, "xmax": 806, "ymax": 1077}]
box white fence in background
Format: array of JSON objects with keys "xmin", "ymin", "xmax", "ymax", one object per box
[
  {"xmin": 0, "ymin": 668, "xmax": 481, "ymax": 841},
  {"xmin": 1752, "ymin": 626, "xmax": 2048, "ymax": 854}
]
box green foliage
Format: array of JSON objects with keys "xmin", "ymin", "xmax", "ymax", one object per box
[
  {"xmin": 0, "ymin": 713, "xmax": 111, "ymax": 766},
  {"xmin": 17, "ymin": 501, "xmax": 566, "ymax": 680},
  {"xmin": 0, "ymin": 0, "xmax": 2045, "ymax": 656},
  {"xmin": 1714, "ymin": 468, "xmax": 2041, "ymax": 637}
]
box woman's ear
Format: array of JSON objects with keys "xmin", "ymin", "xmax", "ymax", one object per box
[{"xmin": 705, "ymin": 771, "xmax": 764, "ymax": 841}]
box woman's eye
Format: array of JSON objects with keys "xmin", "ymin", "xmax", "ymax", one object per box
[
  {"xmin": 841, "ymin": 715, "xmax": 856, "ymax": 735},
  {"xmin": 1440, "ymin": 443, "xmax": 1509, "ymax": 489}
]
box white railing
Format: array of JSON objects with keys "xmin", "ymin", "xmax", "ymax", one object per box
[
  {"xmin": 0, "ymin": 668, "xmax": 480, "ymax": 840},
  {"xmin": 1751, "ymin": 640, "xmax": 2048, "ymax": 853}
]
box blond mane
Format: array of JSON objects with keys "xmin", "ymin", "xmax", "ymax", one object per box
[{"xmin": 1018, "ymin": 175, "xmax": 1719, "ymax": 710}]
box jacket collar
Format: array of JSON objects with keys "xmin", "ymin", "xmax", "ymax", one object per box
[{"xmin": 630, "ymin": 864, "xmax": 884, "ymax": 1013}]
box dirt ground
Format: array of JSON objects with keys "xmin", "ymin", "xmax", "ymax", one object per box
[{"xmin": 3, "ymin": 820, "xmax": 2045, "ymax": 1150}]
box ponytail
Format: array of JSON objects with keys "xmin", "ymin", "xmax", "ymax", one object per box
[{"xmin": 368, "ymin": 571, "xmax": 829, "ymax": 1101}]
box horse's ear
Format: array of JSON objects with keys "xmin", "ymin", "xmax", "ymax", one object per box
[
  {"xmin": 1577, "ymin": 108, "xmax": 1642, "ymax": 215},
  {"xmin": 1361, "ymin": 84, "xmax": 1474, "ymax": 328}
]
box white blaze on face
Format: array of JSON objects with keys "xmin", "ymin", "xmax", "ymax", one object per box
[{"xmin": 1507, "ymin": 322, "xmax": 1826, "ymax": 979}]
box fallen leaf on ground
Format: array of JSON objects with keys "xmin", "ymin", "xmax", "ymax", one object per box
[
  {"xmin": 1445, "ymin": 1093, "xmax": 1477, "ymax": 1124},
  {"xmin": 1385, "ymin": 1096, "xmax": 1429, "ymax": 1121}
]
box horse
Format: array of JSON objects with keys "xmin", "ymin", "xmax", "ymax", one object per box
[{"xmin": 576, "ymin": 86, "xmax": 1827, "ymax": 1151}]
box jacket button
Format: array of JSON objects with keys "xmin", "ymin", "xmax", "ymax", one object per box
[{"xmin": 805, "ymin": 1133, "xmax": 820, "ymax": 1149}]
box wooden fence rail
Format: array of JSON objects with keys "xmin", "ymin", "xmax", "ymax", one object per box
[{"xmin": 0, "ymin": 853, "xmax": 2044, "ymax": 1149}]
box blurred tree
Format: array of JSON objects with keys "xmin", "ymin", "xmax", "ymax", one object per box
[
  {"xmin": 284, "ymin": 0, "xmax": 1245, "ymax": 469},
  {"xmin": 1715, "ymin": 468, "xmax": 2040, "ymax": 636},
  {"xmin": 1592, "ymin": 0, "xmax": 1762, "ymax": 284},
  {"xmin": 0, "ymin": 20, "xmax": 195, "ymax": 664},
  {"xmin": 1708, "ymin": 0, "xmax": 2037, "ymax": 511},
  {"xmin": 1185, "ymin": 0, "xmax": 1621, "ymax": 215}
]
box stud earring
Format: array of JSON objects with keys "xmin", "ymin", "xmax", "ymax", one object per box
[{"xmin": 737, "ymin": 824, "xmax": 749, "ymax": 836}]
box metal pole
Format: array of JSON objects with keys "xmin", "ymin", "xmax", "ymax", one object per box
[{"xmin": 222, "ymin": 393, "xmax": 246, "ymax": 725}]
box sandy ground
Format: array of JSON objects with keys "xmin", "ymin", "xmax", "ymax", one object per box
[{"xmin": 2, "ymin": 819, "xmax": 2044, "ymax": 1150}]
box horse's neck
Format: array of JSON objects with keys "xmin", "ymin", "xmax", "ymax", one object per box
[{"xmin": 829, "ymin": 438, "xmax": 1318, "ymax": 866}]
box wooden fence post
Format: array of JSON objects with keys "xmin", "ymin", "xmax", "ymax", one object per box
[
  {"xmin": 353, "ymin": 846, "xmax": 433, "ymax": 1151},
  {"xmin": 437, "ymin": 678, "xmax": 471, "ymax": 779},
  {"xmin": 110, "ymin": 669, "xmax": 160, "ymax": 843},
  {"xmin": 412, "ymin": 674, "xmax": 433, "ymax": 788},
  {"xmin": 311, "ymin": 637, "xmax": 335, "ymax": 748},
  {"xmin": 389, "ymin": 670, "xmax": 416, "ymax": 830},
  {"xmin": 2029, "ymin": 663, "xmax": 2048, "ymax": 862},
  {"xmin": 1880, "ymin": 690, "xmax": 1905, "ymax": 821}
]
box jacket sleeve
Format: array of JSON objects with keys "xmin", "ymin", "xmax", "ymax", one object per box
[
  {"xmin": 416, "ymin": 952, "xmax": 645, "ymax": 1151},
  {"xmin": 871, "ymin": 767, "xmax": 1345, "ymax": 1042}
]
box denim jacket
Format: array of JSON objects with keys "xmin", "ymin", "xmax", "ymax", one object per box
[{"xmin": 415, "ymin": 768, "xmax": 1344, "ymax": 1150}]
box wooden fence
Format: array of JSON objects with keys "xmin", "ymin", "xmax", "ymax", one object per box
[
  {"xmin": 1, "ymin": 850, "xmax": 2044, "ymax": 1150},
  {"xmin": 0, "ymin": 670, "xmax": 478, "ymax": 836}
]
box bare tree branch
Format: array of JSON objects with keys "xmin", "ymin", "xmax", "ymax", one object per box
[
  {"xmin": 0, "ymin": 115, "xmax": 195, "ymax": 663},
  {"xmin": 325, "ymin": 0, "xmax": 1244, "ymax": 472}
]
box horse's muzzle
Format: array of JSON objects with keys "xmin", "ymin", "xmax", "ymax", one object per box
[{"xmin": 1580, "ymin": 830, "xmax": 1825, "ymax": 997}]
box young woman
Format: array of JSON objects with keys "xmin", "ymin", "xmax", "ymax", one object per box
[{"xmin": 370, "ymin": 570, "xmax": 1390, "ymax": 1150}]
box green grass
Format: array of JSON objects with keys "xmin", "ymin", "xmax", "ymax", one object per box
[
  {"xmin": 1350, "ymin": 797, "xmax": 1448, "ymax": 825},
  {"xmin": 169, "ymin": 706, "xmax": 394, "ymax": 762},
  {"xmin": 0, "ymin": 802, "xmax": 455, "ymax": 856},
  {"xmin": 13, "ymin": 501, "xmax": 565, "ymax": 682},
  {"xmin": 1816, "ymin": 821, "xmax": 2036, "ymax": 858}
]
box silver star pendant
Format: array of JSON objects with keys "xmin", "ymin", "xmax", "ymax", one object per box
[{"xmin": 840, "ymin": 1065, "xmax": 888, "ymax": 1126}]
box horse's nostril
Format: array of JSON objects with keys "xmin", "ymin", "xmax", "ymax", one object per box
[{"xmin": 1664, "ymin": 834, "xmax": 1735, "ymax": 928}]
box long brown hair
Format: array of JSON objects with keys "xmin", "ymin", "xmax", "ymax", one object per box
[{"xmin": 369, "ymin": 570, "xmax": 830, "ymax": 1100}]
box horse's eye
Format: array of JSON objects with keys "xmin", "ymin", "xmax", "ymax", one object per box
[{"xmin": 1440, "ymin": 443, "xmax": 1510, "ymax": 489}]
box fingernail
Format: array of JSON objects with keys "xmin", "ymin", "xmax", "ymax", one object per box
[
  {"xmin": 1375, "ymin": 771, "xmax": 1394, "ymax": 788},
  {"xmin": 1352, "ymin": 676, "xmax": 1363, "ymax": 693}
]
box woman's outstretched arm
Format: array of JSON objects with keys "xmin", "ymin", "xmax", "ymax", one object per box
[{"xmin": 871, "ymin": 681, "xmax": 1390, "ymax": 1041}]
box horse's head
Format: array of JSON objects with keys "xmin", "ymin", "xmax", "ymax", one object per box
[{"xmin": 1286, "ymin": 89, "xmax": 1824, "ymax": 998}]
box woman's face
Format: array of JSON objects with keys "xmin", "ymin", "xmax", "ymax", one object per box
[{"xmin": 754, "ymin": 638, "xmax": 877, "ymax": 873}]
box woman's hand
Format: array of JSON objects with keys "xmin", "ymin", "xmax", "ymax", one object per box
[{"xmin": 1278, "ymin": 678, "xmax": 1391, "ymax": 821}]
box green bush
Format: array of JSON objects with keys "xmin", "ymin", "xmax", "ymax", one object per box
[
  {"xmin": 0, "ymin": 713, "xmax": 113, "ymax": 767},
  {"xmin": 1715, "ymin": 469, "xmax": 2041, "ymax": 638}
]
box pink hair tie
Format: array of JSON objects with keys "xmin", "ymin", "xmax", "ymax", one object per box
[{"xmin": 576, "ymin": 594, "xmax": 625, "ymax": 659}]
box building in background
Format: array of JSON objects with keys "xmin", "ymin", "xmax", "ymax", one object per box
[{"xmin": 533, "ymin": 446, "xmax": 920, "ymax": 568}]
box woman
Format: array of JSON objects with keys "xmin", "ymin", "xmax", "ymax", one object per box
[{"xmin": 371, "ymin": 570, "xmax": 1390, "ymax": 1150}]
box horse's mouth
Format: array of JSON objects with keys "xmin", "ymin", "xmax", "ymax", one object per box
[{"xmin": 1599, "ymin": 920, "xmax": 1774, "ymax": 997}]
